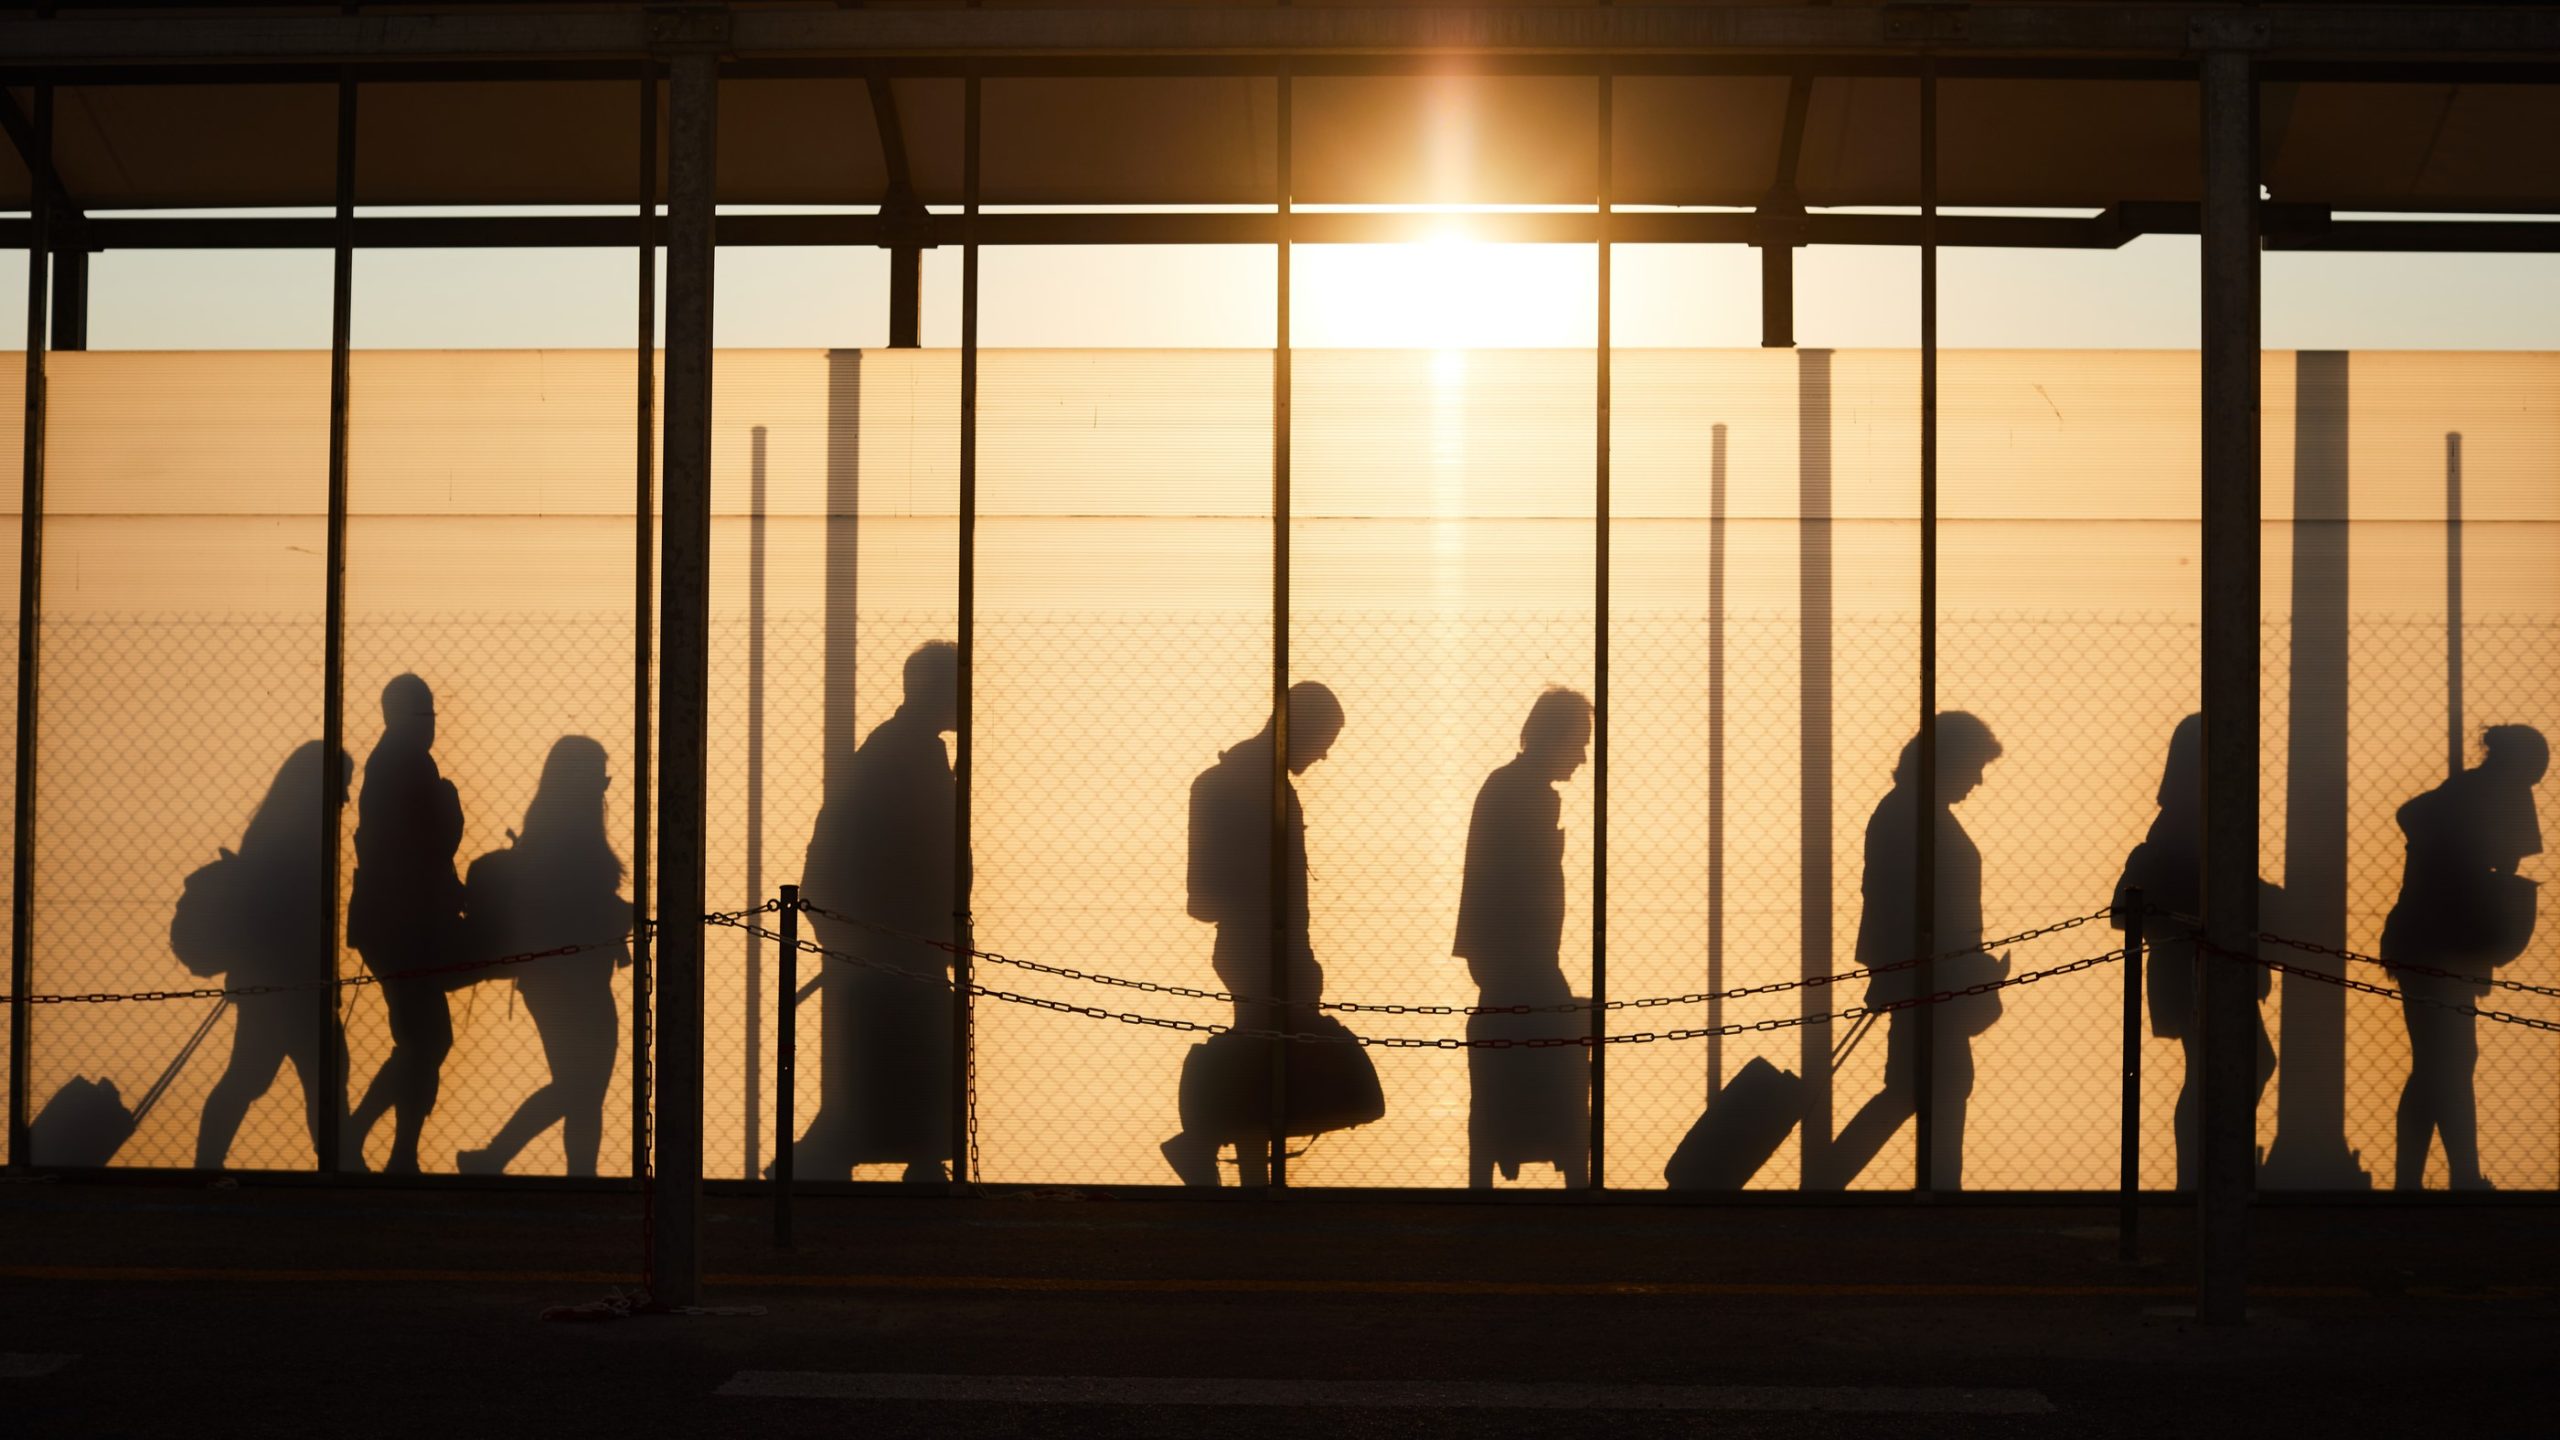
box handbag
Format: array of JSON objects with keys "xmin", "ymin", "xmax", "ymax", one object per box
[{"xmin": 1177, "ymin": 1014, "xmax": 1387, "ymax": 1140}]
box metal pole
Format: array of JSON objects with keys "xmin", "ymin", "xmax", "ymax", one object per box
[
  {"xmin": 7, "ymin": 85, "xmax": 51, "ymax": 1168},
  {"xmin": 950, "ymin": 72, "xmax": 980, "ymax": 1188},
  {"xmin": 888, "ymin": 246, "xmax": 922, "ymax": 349},
  {"xmin": 776, "ymin": 884, "xmax": 797, "ymax": 1247},
  {"xmin": 2197, "ymin": 46, "xmax": 2262, "ymax": 1327},
  {"xmin": 1914, "ymin": 62, "xmax": 1940, "ymax": 1194},
  {"xmin": 649, "ymin": 46, "xmax": 719, "ymax": 1309},
  {"xmin": 1266, "ymin": 63, "xmax": 1294, "ymax": 1192},
  {"xmin": 46, "ymin": 248, "xmax": 84, "ymax": 353},
  {"xmin": 2445, "ymin": 432, "xmax": 2463, "ymax": 781},
  {"xmin": 631, "ymin": 60, "xmax": 658, "ymax": 1184},
  {"xmin": 317, "ymin": 76, "xmax": 356, "ymax": 1172},
  {"xmin": 1589, "ymin": 69, "xmax": 1611, "ymax": 1190},
  {"xmin": 2121, "ymin": 888, "xmax": 2144, "ymax": 1261},
  {"xmin": 1705, "ymin": 422, "xmax": 1727, "ymax": 1097}
]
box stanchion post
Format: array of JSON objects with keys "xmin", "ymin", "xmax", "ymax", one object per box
[
  {"xmin": 776, "ymin": 884, "xmax": 797, "ymax": 1249},
  {"xmin": 2120, "ymin": 888, "xmax": 2144, "ymax": 1261}
]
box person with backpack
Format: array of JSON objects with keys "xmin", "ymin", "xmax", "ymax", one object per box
[
  {"xmin": 2384, "ymin": 723, "xmax": 2547, "ymax": 1190},
  {"xmin": 343, "ymin": 674, "xmax": 469, "ymax": 1174},
  {"xmin": 192, "ymin": 741, "xmax": 349, "ymax": 1170},
  {"xmin": 1820, "ymin": 713, "xmax": 2007, "ymax": 1191},
  {"xmin": 1161, "ymin": 682, "xmax": 1376, "ymax": 1187},
  {"xmin": 456, "ymin": 736, "xmax": 631, "ymax": 1178}
]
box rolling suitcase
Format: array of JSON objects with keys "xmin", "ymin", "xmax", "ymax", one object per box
[
  {"xmin": 27, "ymin": 998, "xmax": 229, "ymax": 1167},
  {"xmin": 1662, "ymin": 1056, "xmax": 1804, "ymax": 1189},
  {"xmin": 1662, "ymin": 1012, "xmax": 1877, "ymax": 1190}
]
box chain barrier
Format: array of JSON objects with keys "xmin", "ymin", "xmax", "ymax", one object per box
[
  {"xmin": 2196, "ymin": 935, "xmax": 2560, "ymax": 1037},
  {"xmin": 729, "ymin": 916, "xmax": 2124, "ymax": 1049},
  {"xmin": 792, "ymin": 899, "xmax": 2119, "ymax": 1019},
  {"xmin": 0, "ymin": 902, "xmax": 781, "ymax": 1008}
]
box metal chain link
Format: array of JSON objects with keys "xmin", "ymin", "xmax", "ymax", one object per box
[
  {"xmin": 734, "ymin": 918, "xmax": 2124, "ymax": 1050},
  {"xmin": 794, "ymin": 899, "xmax": 2117, "ymax": 1018},
  {"xmin": 2249, "ymin": 929, "xmax": 2560, "ymax": 1002},
  {"xmin": 0, "ymin": 903, "xmax": 779, "ymax": 1008},
  {"xmin": 2200, "ymin": 937, "xmax": 2560, "ymax": 1036}
]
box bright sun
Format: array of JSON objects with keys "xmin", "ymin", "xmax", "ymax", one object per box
[{"xmin": 1293, "ymin": 227, "xmax": 1596, "ymax": 350}]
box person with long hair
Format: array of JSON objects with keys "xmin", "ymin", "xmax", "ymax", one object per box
[
  {"xmin": 194, "ymin": 741, "xmax": 349, "ymax": 1170},
  {"xmin": 457, "ymin": 736, "xmax": 630, "ymax": 1178},
  {"xmin": 2384, "ymin": 724, "xmax": 2547, "ymax": 1190}
]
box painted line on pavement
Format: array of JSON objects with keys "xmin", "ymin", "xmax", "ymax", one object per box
[
  {"xmin": 0, "ymin": 1264, "xmax": 2371, "ymax": 1300},
  {"xmin": 717, "ymin": 1372, "xmax": 2058, "ymax": 1413}
]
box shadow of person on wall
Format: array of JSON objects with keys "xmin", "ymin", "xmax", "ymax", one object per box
[
  {"xmin": 456, "ymin": 736, "xmax": 631, "ymax": 1178},
  {"xmin": 2383, "ymin": 723, "xmax": 2547, "ymax": 1190},
  {"xmin": 1456, "ymin": 687, "xmax": 1593, "ymax": 1189},
  {"xmin": 2114, "ymin": 712, "xmax": 2278, "ymax": 1191},
  {"xmin": 1819, "ymin": 713, "xmax": 2007, "ymax": 1192},
  {"xmin": 794, "ymin": 641, "xmax": 961, "ymax": 1185},
  {"xmin": 343, "ymin": 674, "xmax": 469, "ymax": 1174},
  {"xmin": 1162, "ymin": 681, "xmax": 1383, "ymax": 1187},
  {"xmin": 193, "ymin": 740, "xmax": 350, "ymax": 1170}
]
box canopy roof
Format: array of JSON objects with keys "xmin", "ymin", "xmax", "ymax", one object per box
[{"xmin": 4, "ymin": 3, "xmax": 2559, "ymax": 215}]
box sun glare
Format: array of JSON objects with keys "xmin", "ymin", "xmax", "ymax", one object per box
[{"xmin": 1294, "ymin": 226, "xmax": 1596, "ymax": 350}]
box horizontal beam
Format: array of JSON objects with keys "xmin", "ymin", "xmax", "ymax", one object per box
[
  {"xmin": 4, "ymin": 206, "xmax": 2556, "ymax": 253},
  {"xmin": 4, "ymin": 6, "xmax": 2560, "ymax": 69}
]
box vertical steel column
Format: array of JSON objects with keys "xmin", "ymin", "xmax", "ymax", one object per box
[
  {"xmin": 1705, "ymin": 422, "xmax": 1728, "ymax": 1096},
  {"xmin": 888, "ymin": 249, "xmax": 922, "ymax": 350},
  {"xmin": 950, "ymin": 74, "xmax": 981, "ymax": 1187},
  {"xmin": 631, "ymin": 63, "xmax": 659, "ymax": 1182},
  {"xmin": 1913, "ymin": 64, "xmax": 1941, "ymax": 1194},
  {"xmin": 1266, "ymin": 64, "xmax": 1295, "ymax": 1190},
  {"xmin": 46, "ymin": 248, "xmax": 84, "ymax": 353},
  {"xmin": 317, "ymin": 78, "xmax": 357, "ymax": 1171},
  {"xmin": 650, "ymin": 48, "xmax": 719, "ymax": 1308},
  {"xmin": 1589, "ymin": 70, "xmax": 1612, "ymax": 1190},
  {"xmin": 7, "ymin": 85, "xmax": 51, "ymax": 1167},
  {"xmin": 2197, "ymin": 48, "xmax": 2262, "ymax": 1327}
]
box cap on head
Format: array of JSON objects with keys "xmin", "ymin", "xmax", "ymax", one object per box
[
  {"xmin": 381, "ymin": 673, "xmax": 435, "ymax": 725},
  {"xmin": 904, "ymin": 641, "xmax": 960, "ymax": 714}
]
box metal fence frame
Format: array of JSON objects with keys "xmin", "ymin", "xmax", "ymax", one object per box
[{"xmin": 5, "ymin": 5, "xmax": 2559, "ymax": 1315}]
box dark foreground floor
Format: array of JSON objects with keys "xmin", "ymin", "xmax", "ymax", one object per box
[{"xmin": 2, "ymin": 1179, "xmax": 2553, "ymax": 1438}]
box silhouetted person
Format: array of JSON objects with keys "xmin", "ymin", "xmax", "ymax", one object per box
[
  {"xmin": 457, "ymin": 737, "xmax": 630, "ymax": 1178},
  {"xmin": 794, "ymin": 642, "xmax": 962, "ymax": 1184},
  {"xmin": 2115, "ymin": 712, "xmax": 2276, "ymax": 1190},
  {"xmin": 2384, "ymin": 724, "xmax": 2547, "ymax": 1190},
  {"xmin": 194, "ymin": 742, "xmax": 349, "ymax": 1170},
  {"xmin": 1162, "ymin": 682, "xmax": 1346, "ymax": 1187},
  {"xmin": 1455, "ymin": 688, "xmax": 1593, "ymax": 1188},
  {"xmin": 1822, "ymin": 713, "xmax": 2007, "ymax": 1191},
  {"xmin": 344, "ymin": 675, "xmax": 467, "ymax": 1174}
]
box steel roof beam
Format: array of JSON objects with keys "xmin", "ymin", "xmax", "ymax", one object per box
[{"xmin": 7, "ymin": 7, "xmax": 2560, "ymax": 67}]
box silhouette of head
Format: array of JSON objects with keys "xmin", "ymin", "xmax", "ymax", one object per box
[
  {"xmin": 1285, "ymin": 682, "xmax": 1344, "ymax": 775},
  {"xmin": 381, "ymin": 674, "xmax": 437, "ymax": 749},
  {"xmin": 244, "ymin": 740, "xmax": 352, "ymax": 855},
  {"xmin": 2482, "ymin": 725, "xmax": 2550, "ymax": 787},
  {"xmin": 525, "ymin": 736, "xmax": 610, "ymax": 834},
  {"xmin": 904, "ymin": 641, "xmax": 960, "ymax": 733},
  {"xmin": 1520, "ymin": 687, "xmax": 1594, "ymax": 783},
  {"xmin": 1892, "ymin": 711, "xmax": 2002, "ymax": 804},
  {"xmin": 2157, "ymin": 712, "xmax": 2205, "ymax": 812}
]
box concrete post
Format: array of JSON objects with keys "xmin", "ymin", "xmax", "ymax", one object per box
[
  {"xmin": 650, "ymin": 46, "xmax": 719, "ymax": 1308},
  {"xmin": 2197, "ymin": 48, "xmax": 2262, "ymax": 1326}
]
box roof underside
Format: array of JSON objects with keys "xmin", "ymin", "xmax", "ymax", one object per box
[{"xmin": 3, "ymin": 4, "xmax": 2558, "ymax": 213}]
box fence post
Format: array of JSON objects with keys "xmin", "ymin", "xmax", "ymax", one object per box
[
  {"xmin": 2120, "ymin": 888, "xmax": 2143, "ymax": 1261},
  {"xmin": 776, "ymin": 884, "xmax": 797, "ymax": 1249}
]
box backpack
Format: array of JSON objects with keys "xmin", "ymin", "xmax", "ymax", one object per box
[{"xmin": 170, "ymin": 848, "xmax": 256, "ymax": 978}]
